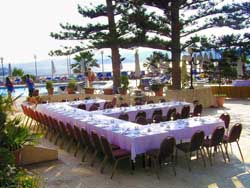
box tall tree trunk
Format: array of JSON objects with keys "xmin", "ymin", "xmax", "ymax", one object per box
[
  {"xmin": 106, "ymin": 0, "xmax": 120, "ymax": 91},
  {"xmin": 171, "ymin": 1, "xmax": 181, "ymax": 89}
]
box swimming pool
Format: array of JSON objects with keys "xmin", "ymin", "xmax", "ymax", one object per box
[{"xmin": 0, "ymin": 85, "xmax": 62, "ymax": 97}]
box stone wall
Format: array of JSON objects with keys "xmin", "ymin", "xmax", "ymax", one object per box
[{"xmin": 39, "ymin": 87, "xmax": 215, "ymax": 108}]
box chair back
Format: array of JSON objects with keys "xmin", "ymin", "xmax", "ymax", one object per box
[
  {"xmin": 193, "ymin": 104, "xmax": 203, "ymax": 116},
  {"xmin": 136, "ymin": 111, "xmax": 146, "ymax": 119},
  {"xmin": 135, "ymin": 116, "xmax": 147, "ymax": 125},
  {"xmin": 211, "ymin": 126, "xmax": 225, "ymax": 146},
  {"xmin": 67, "ymin": 123, "xmax": 76, "ymax": 140},
  {"xmin": 166, "ymin": 108, "xmax": 176, "ymax": 121},
  {"xmin": 91, "ymin": 131, "xmax": 103, "ymax": 153},
  {"xmin": 59, "ymin": 121, "xmax": 68, "ymax": 136},
  {"xmin": 190, "ymin": 130, "xmax": 205, "ymax": 151},
  {"xmin": 111, "ymin": 97, "xmax": 117, "ymax": 106},
  {"xmin": 100, "ymin": 136, "xmax": 114, "ymax": 160},
  {"xmin": 220, "ymin": 113, "xmax": 230, "ymax": 129},
  {"xmin": 160, "ymin": 98, "xmax": 166, "ymax": 103},
  {"xmin": 80, "ymin": 128, "xmax": 93, "ymax": 149},
  {"xmin": 78, "ymin": 104, "xmax": 86, "ymax": 110},
  {"xmin": 159, "ymin": 137, "xmax": 176, "ymax": 161},
  {"xmin": 104, "ymin": 102, "xmax": 114, "ymax": 109},
  {"xmin": 135, "ymin": 101, "xmax": 143, "ymax": 106},
  {"xmin": 228, "ymin": 123, "xmax": 242, "ymax": 143},
  {"xmin": 147, "ymin": 100, "xmax": 154, "ymax": 104},
  {"xmin": 153, "ymin": 109, "xmax": 162, "ymax": 117},
  {"xmin": 89, "ymin": 104, "xmax": 98, "ymax": 111},
  {"xmin": 152, "ymin": 114, "xmax": 163, "ymax": 123},
  {"xmin": 74, "ymin": 126, "xmax": 84, "ymax": 144},
  {"xmin": 181, "ymin": 105, "xmax": 190, "ymax": 119},
  {"xmin": 120, "ymin": 103, "xmax": 129, "ymax": 107},
  {"xmin": 118, "ymin": 113, "xmax": 129, "ymax": 121}
]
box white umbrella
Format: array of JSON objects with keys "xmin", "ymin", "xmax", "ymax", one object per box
[
  {"xmin": 134, "ymin": 49, "xmax": 140, "ymax": 86},
  {"xmin": 80, "ymin": 59, "xmax": 85, "ymax": 74},
  {"xmin": 8, "ymin": 63, "xmax": 12, "ymax": 77},
  {"xmin": 51, "ymin": 60, "xmax": 56, "ymax": 78}
]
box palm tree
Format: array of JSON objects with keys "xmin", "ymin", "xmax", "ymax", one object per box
[{"xmin": 72, "ymin": 51, "xmax": 99, "ymax": 73}]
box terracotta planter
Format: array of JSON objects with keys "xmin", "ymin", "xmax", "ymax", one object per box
[
  {"xmin": 28, "ymin": 97, "xmax": 38, "ymax": 104},
  {"xmin": 67, "ymin": 87, "xmax": 75, "ymax": 94},
  {"xmin": 103, "ymin": 88, "xmax": 113, "ymax": 95},
  {"xmin": 215, "ymin": 96, "xmax": 225, "ymax": 107},
  {"xmin": 33, "ymin": 89, "xmax": 39, "ymax": 96},
  {"xmin": 12, "ymin": 148, "xmax": 22, "ymax": 166},
  {"xmin": 85, "ymin": 88, "xmax": 94, "ymax": 94},
  {"xmin": 154, "ymin": 87, "xmax": 163, "ymax": 96},
  {"xmin": 118, "ymin": 88, "xmax": 127, "ymax": 95},
  {"xmin": 47, "ymin": 88, "xmax": 54, "ymax": 95}
]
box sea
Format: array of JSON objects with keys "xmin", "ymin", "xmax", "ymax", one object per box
[{"xmin": 1, "ymin": 50, "xmax": 156, "ymax": 77}]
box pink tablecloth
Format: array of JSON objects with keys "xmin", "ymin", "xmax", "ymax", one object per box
[
  {"xmin": 95, "ymin": 101, "xmax": 193, "ymax": 122},
  {"xmin": 36, "ymin": 103, "xmax": 224, "ymax": 161},
  {"xmin": 67, "ymin": 99, "xmax": 107, "ymax": 110}
]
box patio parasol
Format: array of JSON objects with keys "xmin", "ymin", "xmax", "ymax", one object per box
[{"xmin": 134, "ymin": 49, "xmax": 141, "ymax": 87}]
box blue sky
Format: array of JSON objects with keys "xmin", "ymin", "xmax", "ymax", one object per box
[{"xmin": 0, "ymin": 0, "xmax": 248, "ymax": 64}]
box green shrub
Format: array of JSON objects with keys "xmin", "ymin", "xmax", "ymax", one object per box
[{"xmin": 45, "ymin": 80, "xmax": 53, "ymax": 90}]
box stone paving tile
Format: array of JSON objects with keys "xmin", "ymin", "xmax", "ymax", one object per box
[{"xmin": 26, "ymin": 99, "xmax": 250, "ymax": 188}]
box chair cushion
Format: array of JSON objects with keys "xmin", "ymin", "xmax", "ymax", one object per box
[
  {"xmin": 223, "ymin": 135, "xmax": 229, "ymax": 143},
  {"xmin": 176, "ymin": 142, "xmax": 191, "ymax": 153},
  {"xmin": 203, "ymin": 139, "xmax": 212, "ymax": 147},
  {"xmin": 111, "ymin": 144, "xmax": 120, "ymax": 150},
  {"xmin": 112, "ymin": 149, "xmax": 130, "ymax": 158}
]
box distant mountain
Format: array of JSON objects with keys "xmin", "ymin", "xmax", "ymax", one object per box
[{"xmin": 11, "ymin": 50, "xmax": 160, "ymax": 76}]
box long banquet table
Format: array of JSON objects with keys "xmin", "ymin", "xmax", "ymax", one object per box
[
  {"xmin": 36, "ymin": 102, "xmax": 224, "ymax": 161},
  {"xmin": 232, "ymin": 80, "xmax": 250, "ymax": 86},
  {"xmin": 95, "ymin": 101, "xmax": 193, "ymax": 122}
]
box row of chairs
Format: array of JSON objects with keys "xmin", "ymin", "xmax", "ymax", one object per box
[
  {"xmin": 21, "ymin": 104, "xmax": 132, "ymax": 179},
  {"xmin": 146, "ymin": 122, "xmax": 243, "ymax": 179},
  {"xmin": 21, "ymin": 105, "xmax": 244, "ymax": 179},
  {"xmin": 119, "ymin": 104, "xmax": 202, "ymax": 125}
]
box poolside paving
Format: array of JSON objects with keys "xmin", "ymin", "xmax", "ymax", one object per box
[{"xmin": 25, "ymin": 99, "xmax": 250, "ymax": 188}]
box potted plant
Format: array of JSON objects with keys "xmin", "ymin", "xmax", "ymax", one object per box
[
  {"xmin": 150, "ymin": 83, "xmax": 165, "ymax": 96},
  {"xmin": 103, "ymin": 88, "xmax": 113, "ymax": 95},
  {"xmin": 118, "ymin": 75, "xmax": 129, "ymax": 95},
  {"xmin": 45, "ymin": 80, "xmax": 54, "ymax": 95},
  {"xmin": 67, "ymin": 80, "xmax": 76, "ymax": 94},
  {"xmin": 27, "ymin": 96, "xmax": 41, "ymax": 104},
  {"xmin": 84, "ymin": 87, "xmax": 95, "ymax": 94},
  {"xmin": 0, "ymin": 117, "xmax": 41, "ymax": 165}
]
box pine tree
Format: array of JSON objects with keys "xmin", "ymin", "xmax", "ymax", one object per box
[
  {"xmin": 50, "ymin": 1, "xmax": 124, "ymax": 90},
  {"xmin": 117, "ymin": 0, "xmax": 250, "ymax": 89}
]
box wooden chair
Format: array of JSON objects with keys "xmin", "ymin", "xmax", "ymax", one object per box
[
  {"xmin": 118, "ymin": 113, "xmax": 129, "ymax": 121},
  {"xmin": 80, "ymin": 128, "xmax": 95, "ymax": 162},
  {"xmin": 147, "ymin": 100, "xmax": 154, "ymax": 104},
  {"xmin": 180, "ymin": 105, "xmax": 190, "ymax": 119},
  {"xmin": 120, "ymin": 103, "xmax": 129, "ymax": 107},
  {"xmin": 78, "ymin": 104, "xmax": 86, "ymax": 110},
  {"xmin": 219, "ymin": 113, "xmax": 230, "ymax": 134},
  {"xmin": 203, "ymin": 126, "xmax": 226, "ymax": 165},
  {"xmin": 165, "ymin": 108, "xmax": 177, "ymax": 121},
  {"xmin": 176, "ymin": 130, "xmax": 206, "ymax": 171},
  {"xmin": 89, "ymin": 104, "xmax": 99, "ymax": 111},
  {"xmin": 191, "ymin": 104, "xmax": 203, "ymax": 117},
  {"xmin": 135, "ymin": 116, "xmax": 148, "ymax": 125},
  {"xmin": 146, "ymin": 137, "xmax": 176, "ymax": 179},
  {"xmin": 90, "ymin": 131, "xmax": 120, "ymax": 166},
  {"xmin": 223, "ymin": 123, "xmax": 244, "ymax": 163},
  {"xmin": 100, "ymin": 136, "xmax": 132, "ymax": 179}
]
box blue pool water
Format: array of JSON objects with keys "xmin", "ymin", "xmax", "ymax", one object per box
[{"xmin": 0, "ymin": 85, "xmax": 61, "ymax": 97}]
